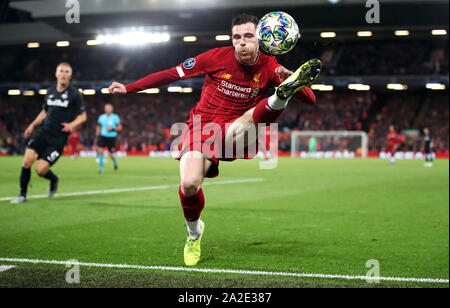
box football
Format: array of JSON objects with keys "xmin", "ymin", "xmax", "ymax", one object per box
[{"xmin": 256, "ymin": 11, "xmax": 300, "ymax": 55}]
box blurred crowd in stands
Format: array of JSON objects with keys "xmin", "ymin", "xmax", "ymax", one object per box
[
  {"xmin": 0, "ymin": 39, "xmax": 448, "ymax": 84},
  {"xmin": 1, "ymin": 90, "xmax": 448, "ymax": 155}
]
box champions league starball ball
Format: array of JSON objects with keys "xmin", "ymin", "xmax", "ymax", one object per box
[{"xmin": 256, "ymin": 11, "xmax": 301, "ymax": 55}]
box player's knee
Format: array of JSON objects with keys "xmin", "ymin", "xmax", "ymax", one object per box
[
  {"xmin": 35, "ymin": 164, "xmax": 48, "ymax": 177},
  {"xmin": 22, "ymin": 159, "xmax": 34, "ymax": 169},
  {"xmin": 180, "ymin": 178, "xmax": 202, "ymax": 196}
]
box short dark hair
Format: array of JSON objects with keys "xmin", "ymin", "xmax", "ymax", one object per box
[{"xmin": 231, "ymin": 13, "xmax": 259, "ymax": 30}]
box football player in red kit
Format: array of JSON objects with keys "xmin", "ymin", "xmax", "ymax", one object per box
[
  {"xmin": 108, "ymin": 14, "xmax": 321, "ymax": 266},
  {"xmin": 68, "ymin": 130, "xmax": 81, "ymax": 159},
  {"xmin": 386, "ymin": 124, "xmax": 401, "ymax": 164}
]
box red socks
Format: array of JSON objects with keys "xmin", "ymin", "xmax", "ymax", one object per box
[
  {"xmin": 252, "ymin": 98, "xmax": 285, "ymax": 125},
  {"xmin": 179, "ymin": 186, "xmax": 205, "ymax": 221}
]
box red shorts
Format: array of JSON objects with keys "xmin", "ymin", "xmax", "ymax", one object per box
[
  {"xmin": 176, "ymin": 109, "xmax": 259, "ymax": 178},
  {"xmin": 386, "ymin": 143, "xmax": 399, "ymax": 153}
]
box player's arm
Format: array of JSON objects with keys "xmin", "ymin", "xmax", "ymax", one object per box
[
  {"xmin": 25, "ymin": 109, "xmax": 47, "ymax": 138},
  {"xmin": 108, "ymin": 49, "xmax": 220, "ymax": 94},
  {"xmin": 61, "ymin": 93, "xmax": 87, "ymax": 133},
  {"xmin": 62, "ymin": 112, "xmax": 87, "ymax": 133}
]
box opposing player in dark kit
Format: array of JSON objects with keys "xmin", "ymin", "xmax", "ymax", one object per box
[{"xmin": 11, "ymin": 63, "xmax": 87, "ymax": 203}]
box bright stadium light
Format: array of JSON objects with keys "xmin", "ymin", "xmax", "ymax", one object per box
[
  {"xmin": 27, "ymin": 42, "xmax": 40, "ymax": 48},
  {"xmin": 83, "ymin": 89, "xmax": 96, "ymax": 95},
  {"xmin": 39, "ymin": 89, "xmax": 48, "ymax": 95},
  {"xmin": 311, "ymin": 84, "xmax": 334, "ymax": 91},
  {"xmin": 348, "ymin": 84, "xmax": 371, "ymax": 91},
  {"xmin": 215, "ymin": 35, "xmax": 231, "ymax": 41},
  {"xmin": 183, "ymin": 36, "xmax": 197, "ymax": 42},
  {"xmin": 426, "ymin": 83, "xmax": 446, "ymax": 90},
  {"xmin": 320, "ymin": 32, "xmax": 336, "ymax": 38},
  {"xmin": 387, "ymin": 83, "xmax": 408, "ymax": 91},
  {"xmin": 395, "ymin": 30, "xmax": 410, "ymax": 36},
  {"xmin": 431, "ymin": 29, "xmax": 448, "ymax": 36},
  {"xmin": 8, "ymin": 89, "xmax": 21, "ymax": 96},
  {"xmin": 357, "ymin": 31, "xmax": 373, "ymax": 37},
  {"xmin": 139, "ymin": 88, "xmax": 160, "ymax": 94},
  {"xmin": 56, "ymin": 41, "xmax": 70, "ymax": 47},
  {"xmin": 168, "ymin": 86, "xmax": 183, "ymax": 93},
  {"xmin": 182, "ymin": 87, "xmax": 193, "ymax": 93},
  {"xmin": 101, "ymin": 88, "xmax": 110, "ymax": 94},
  {"xmin": 96, "ymin": 32, "xmax": 170, "ymax": 46},
  {"xmin": 23, "ymin": 90, "xmax": 35, "ymax": 96},
  {"xmin": 86, "ymin": 39, "xmax": 104, "ymax": 46}
]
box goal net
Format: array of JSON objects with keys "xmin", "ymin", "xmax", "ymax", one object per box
[{"xmin": 290, "ymin": 131, "xmax": 369, "ymax": 158}]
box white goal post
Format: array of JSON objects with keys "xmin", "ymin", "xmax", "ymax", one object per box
[{"xmin": 290, "ymin": 131, "xmax": 369, "ymax": 158}]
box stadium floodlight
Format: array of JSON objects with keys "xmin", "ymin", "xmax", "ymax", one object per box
[
  {"xmin": 139, "ymin": 88, "xmax": 160, "ymax": 94},
  {"xmin": 290, "ymin": 130, "xmax": 369, "ymax": 158},
  {"xmin": 357, "ymin": 31, "xmax": 373, "ymax": 37},
  {"xmin": 168, "ymin": 86, "xmax": 183, "ymax": 93},
  {"xmin": 183, "ymin": 36, "xmax": 197, "ymax": 42},
  {"xmin": 395, "ymin": 30, "xmax": 410, "ymax": 36},
  {"xmin": 96, "ymin": 32, "xmax": 170, "ymax": 46},
  {"xmin": 86, "ymin": 39, "xmax": 104, "ymax": 46},
  {"xmin": 38, "ymin": 89, "xmax": 48, "ymax": 95},
  {"xmin": 431, "ymin": 29, "xmax": 447, "ymax": 36},
  {"xmin": 426, "ymin": 83, "xmax": 446, "ymax": 90},
  {"xmin": 182, "ymin": 87, "xmax": 193, "ymax": 93},
  {"xmin": 387, "ymin": 83, "xmax": 408, "ymax": 90},
  {"xmin": 82, "ymin": 89, "xmax": 96, "ymax": 95},
  {"xmin": 311, "ymin": 84, "xmax": 334, "ymax": 91},
  {"xmin": 56, "ymin": 41, "xmax": 70, "ymax": 47},
  {"xmin": 101, "ymin": 88, "xmax": 110, "ymax": 94},
  {"xmin": 215, "ymin": 35, "xmax": 231, "ymax": 41},
  {"xmin": 320, "ymin": 32, "xmax": 336, "ymax": 38},
  {"xmin": 23, "ymin": 90, "xmax": 35, "ymax": 96},
  {"xmin": 8, "ymin": 89, "xmax": 21, "ymax": 96},
  {"xmin": 348, "ymin": 84, "xmax": 371, "ymax": 91},
  {"xmin": 27, "ymin": 42, "xmax": 40, "ymax": 48}
]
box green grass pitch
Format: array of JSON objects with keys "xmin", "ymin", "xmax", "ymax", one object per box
[{"xmin": 0, "ymin": 156, "xmax": 448, "ymax": 288}]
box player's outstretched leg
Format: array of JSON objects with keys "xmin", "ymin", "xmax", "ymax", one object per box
[
  {"xmin": 179, "ymin": 151, "xmax": 212, "ymax": 266},
  {"xmin": 252, "ymin": 59, "xmax": 322, "ymax": 125}
]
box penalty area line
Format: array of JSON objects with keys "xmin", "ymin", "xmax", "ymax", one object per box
[
  {"xmin": 0, "ymin": 257, "xmax": 448, "ymax": 284},
  {"xmin": 0, "ymin": 178, "xmax": 264, "ymax": 202}
]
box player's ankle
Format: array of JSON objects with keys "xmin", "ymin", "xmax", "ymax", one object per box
[{"xmin": 269, "ymin": 93, "xmax": 290, "ymax": 111}]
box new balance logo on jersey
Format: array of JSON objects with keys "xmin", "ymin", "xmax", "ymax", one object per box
[{"xmin": 47, "ymin": 98, "xmax": 69, "ymax": 108}]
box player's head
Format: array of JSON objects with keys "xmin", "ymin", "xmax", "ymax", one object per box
[
  {"xmin": 104, "ymin": 103, "xmax": 113, "ymax": 115},
  {"xmin": 231, "ymin": 13, "xmax": 260, "ymax": 64},
  {"xmin": 424, "ymin": 127, "xmax": 430, "ymax": 135},
  {"xmin": 55, "ymin": 62, "xmax": 72, "ymax": 86},
  {"xmin": 389, "ymin": 125, "xmax": 395, "ymax": 132}
]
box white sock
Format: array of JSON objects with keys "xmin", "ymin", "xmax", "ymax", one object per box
[
  {"xmin": 268, "ymin": 94, "xmax": 290, "ymax": 111},
  {"xmin": 186, "ymin": 219, "xmax": 202, "ymax": 239}
]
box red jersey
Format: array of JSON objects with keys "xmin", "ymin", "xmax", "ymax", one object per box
[
  {"xmin": 125, "ymin": 46, "xmax": 315, "ymax": 121},
  {"xmin": 388, "ymin": 131, "xmax": 399, "ymax": 145},
  {"xmin": 68, "ymin": 130, "xmax": 80, "ymax": 143}
]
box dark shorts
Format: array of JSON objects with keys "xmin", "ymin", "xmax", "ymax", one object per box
[
  {"xmin": 27, "ymin": 130, "xmax": 67, "ymax": 166},
  {"xmin": 98, "ymin": 136, "xmax": 117, "ymax": 152}
]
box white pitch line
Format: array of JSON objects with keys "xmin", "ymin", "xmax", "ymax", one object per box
[
  {"xmin": 0, "ymin": 265, "xmax": 16, "ymax": 272},
  {"xmin": 0, "ymin": 257, "xmax": 447, "ymax": 284},
  {"xmin": 0, "ymin": 178, "xmax": 264, "ymax": 202}
]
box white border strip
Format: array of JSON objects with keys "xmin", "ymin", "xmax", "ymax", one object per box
[
  {"xmin": 0, "ymin": 178, "xmax": 264, "ymax": 201},
  {"xmin": 0, "ymin": 257, "xmax": 447, "ymax": 284},
  {"xmin": 0, "ymin": 265, "xmax": 16, "ymax": 272}
]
